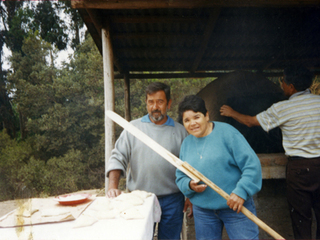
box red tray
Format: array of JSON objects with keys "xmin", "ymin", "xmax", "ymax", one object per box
[{"xmin": 54, "ymin": 193, "xmax": 91, "ymax": 205}]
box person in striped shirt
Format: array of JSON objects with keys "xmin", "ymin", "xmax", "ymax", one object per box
[{"xmin": 220, "ymin": 66, "xmax": 320, "ymax": 239}]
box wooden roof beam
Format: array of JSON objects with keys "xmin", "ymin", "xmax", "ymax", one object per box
[
  {"xmin": 113, "ymin": 33, "xmax": 197, "ymax": 39},
  {"xmin": 86, "ymin": 9, "xmax": 103, "ymax": 38},
  {"xmin": 111, "ymin": 16, "xmax": 205, "ymax": 24},
  {"xmin": 114, "ymin": 72, "xmax": 280, "ymax": 79},
  {"xmin": 114, "ymin": 70, "xmax": 320, "ymax": 79},
  {"xmin": 120, "ymin": 58, "xmax": 320, "ymax": 71},
  {"xmin": 71, "ymin": 0, "xmax": 320, "ymax": 9},
  {"xmin": 85, "ymin": 9, "xmax": 124, "ymax": 73},
  {"xmin": 112, "ymin": 32, "xmax": 278, "ymax": 40}
]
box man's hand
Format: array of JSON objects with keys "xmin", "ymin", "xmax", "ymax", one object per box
[
  {"xmin": 220, "ymin": 105, "xmax": 260, "ymax": 127},
  {"xmin": 183, "ymin": 198, "xmax": 193, "ymax": 218},
  {"xmin": 227, "ymin": 193, "xmax": 245, "ymax": 214},
  {"xmin": 107, "ymin": 188, "xmax": 122, "ymax": 198},
  {"xmin": 189, "ymin": 180, "xmax": 207, "ymax": 193},
  {"xmin": 220, "ymin": 105, "xmax": 235, "ymax": 117},
  {"xmin": 107, "ymin": 170, "xmax": 122, "ymax": 198}
]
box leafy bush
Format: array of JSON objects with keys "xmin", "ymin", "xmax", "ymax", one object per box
[{"xmin": 0, "ymin": 130, "xmax": 36, "ymax": 200}]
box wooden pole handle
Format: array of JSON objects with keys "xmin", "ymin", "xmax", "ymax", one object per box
[{"xmin": 182, "ymin": 162, "xmax": 285, "ymax": 240}]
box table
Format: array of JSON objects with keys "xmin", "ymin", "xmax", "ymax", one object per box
[{"xmin": 0, "ymin": 194, "xmax": 161, "ymax": 240}]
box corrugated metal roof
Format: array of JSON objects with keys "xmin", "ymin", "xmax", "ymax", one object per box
[{"xmin": 73, "ymin": 1, "xmax": 320, "ymax": 78}]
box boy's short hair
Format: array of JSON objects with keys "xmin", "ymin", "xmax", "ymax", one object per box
[{"xmin": 283, "ymin": 66, "xmax": 314, "ymax": 91}]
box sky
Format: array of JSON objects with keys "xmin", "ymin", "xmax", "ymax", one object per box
[{"xmin": 2, "ymin": 45, "xmax": 11, "ymax": 71}]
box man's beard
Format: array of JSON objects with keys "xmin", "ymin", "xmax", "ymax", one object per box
[{"xmin": 150, "ymin": 110, "xmax": 165, "ymax": 122}]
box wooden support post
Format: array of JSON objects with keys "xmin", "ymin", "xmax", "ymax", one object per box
[
  {"xmin": 124, "ymin": 72, "xmax": 131, "ymax": 122},
  {"xmin": 102, "ymin": 27, "xmax": 115, "ymax": 193}
]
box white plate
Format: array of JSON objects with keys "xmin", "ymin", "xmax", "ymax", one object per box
[{"xmin": 54, "ymin": 194, "xmax": 91, "ymax": 205}]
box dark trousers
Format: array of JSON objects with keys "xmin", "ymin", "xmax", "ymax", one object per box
[
  {"xmin": 286, "ymin": 157, "xmax": 320, "ymax": 239},
  {"xmin": 155, "ymin": 192, "xmax": 185, "ymax": 240}
]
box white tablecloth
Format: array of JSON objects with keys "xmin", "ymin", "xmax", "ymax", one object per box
[{"xmin": 0, "ymin": 195, "xmax": 161, "ymax": 240}]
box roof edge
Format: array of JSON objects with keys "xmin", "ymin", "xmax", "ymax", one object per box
[{"xmin": 71, "ymin": 0, "xmax": 320, "ymax": 9}]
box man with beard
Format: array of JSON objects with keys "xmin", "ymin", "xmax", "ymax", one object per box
[{"xmin": 106, "ymin": 82, "xmax": 190, "ymax": 240}]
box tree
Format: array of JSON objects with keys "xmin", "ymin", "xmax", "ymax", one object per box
[
  {"xmin": 1, "ymin": 34, "xmax": 106, "ymax": 199},
  {"xmin": 0, "ymin": 1, "xmax": 24, "ymax": 52},
  {"xmin": 0, "ymin": 75, "xmax": 17, "ymax": 138},
  {"xmin": 34, "ymin": 35, "xmax": 106, "ymax": 192},
  {"xmin": 0, "ymin": 130, "xmax": 37, "ymax": 200},
  {"xmin": 7, "ymin": 31, "xmax": 56, "ymax": 140},
  {"xmin": 56, "ymin": 1, "xmax": 84, "ymax": 49},
  {"xmin": 0, "ymin": 1, "xmax": 24, "ymax": 137},
  {"xmin": 1, "ymin": 1, "xmax": 85, "ymax": 139},
  {"xmin": 33, "ymin": 1, "xmax": 68, "ymax": 51}
]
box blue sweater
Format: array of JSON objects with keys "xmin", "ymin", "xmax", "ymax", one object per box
[{"xmin": 176, "ymin": 122, "xmax": 262, "ymax": 210}]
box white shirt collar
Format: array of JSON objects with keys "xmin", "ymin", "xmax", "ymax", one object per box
[{"xmin": 289, "ymin": 88, "xmax": 311, "ymax": 100}]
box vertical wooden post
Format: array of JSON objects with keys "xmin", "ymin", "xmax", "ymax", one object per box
[
  {"xmin": 102, "ymin": 28, "xmax": 115, "ymax": 193},
  {"xmin": 123, "ymin": 72, "xmax": 131, "ymax": 192},
  {"xmin": 124, "ymin": 72, "xmax": 131, "ymax": 122}
]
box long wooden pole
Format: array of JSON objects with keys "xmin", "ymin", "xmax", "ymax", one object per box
[
  {"xmin": 102, "ymin": 29, "xmax": 115, "ymax": 193},
  {"xmin": 105, "ymin": 110, "xmax": 285, "ymax": 240}
]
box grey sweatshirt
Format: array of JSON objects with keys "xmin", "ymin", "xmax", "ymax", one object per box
[{"xmin": 106, "ymin": 115, "xmax": 188, "ymax": 196}]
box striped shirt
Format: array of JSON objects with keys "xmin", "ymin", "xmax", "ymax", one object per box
[{"xmin": 256, "ymin": 89, "xmax": 320, "ymax": 158}]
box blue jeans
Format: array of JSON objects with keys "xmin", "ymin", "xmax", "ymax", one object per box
[
  {"xmin": 156, "ymin": 192, "xmax": 185, "ymax": 240},
  {"xmin": 193, "ymin": 197, "xmax": 259, "ymax": 240}
]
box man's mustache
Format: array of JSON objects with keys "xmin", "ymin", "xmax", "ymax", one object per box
[{"xmin": 152, "ymin": 110, "xmax": 161, "ymax": 114}]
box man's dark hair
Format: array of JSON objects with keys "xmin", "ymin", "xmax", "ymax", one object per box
[
  {"xmin": 178, "ymin": 95, "xmax": 207, "ymax": 124},
  {"xmin": 283, "ymin": 66, "xmax": 314, "ymax": 91},
  {"xmin": 145, "ymin": 82, "xmax": 171, "ymax": 102}
]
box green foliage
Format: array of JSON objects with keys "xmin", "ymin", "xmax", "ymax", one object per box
[
  {"xmin": 4, "ymin": 1, "xmax": 74, "ymax": 52},
  {"xmin": 44, "ymin": 149, "xmax": 86, "ymax": 194},
  {"xmin": 5, "ymin": 6, "xmax": 33, "ymax": 52},
  {"xmin": 1, "ymin": 34, "xmax": 105, "ymax": 200},
  {"xmin": 56, "ymin": 1, "xmax": 84, "ymax": 49},
  {"xmin": 0, "ymin": 131, "xmax": 104, "ymax": 201},
  {"xmin": 7, "ymin": 31, "xmax": 56, "ymax": 140},
  {"xmin": 33, "ymin": 1, "xmax": 68, "ymax": 50},
  {"xmin": 0, "ymin": 130, "xmax": 36, "ymax": 200},
  {"xmin": 0, "ymin": 79, "xmax": 18, "ymax": 138}
]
